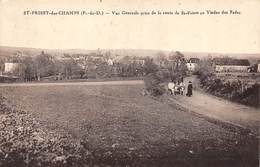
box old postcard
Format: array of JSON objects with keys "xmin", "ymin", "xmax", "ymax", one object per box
[{"xmin": 0, "ymin": 0, "xmax": 259, "ymax": 166}]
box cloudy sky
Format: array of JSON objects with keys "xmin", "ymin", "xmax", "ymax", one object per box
[{"xmin": 0, "ymin": 0, "xmax": 260, "ymax": 53}]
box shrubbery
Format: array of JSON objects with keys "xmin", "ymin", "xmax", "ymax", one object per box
[
  {"xmin": 143, "ymin": 55, "xmax": 188, "ymax": 97},
  {"xmin": 144, "ymin": 72, "xmax": 166, "ymax": 96},
  {"xmin": 199, "ymin": 73, "xmax": 260, "ymax": 108},
  {"xmin": 143, "ymin": 58, "xmax": 170, "ymax": 96},
  {"xmin": 238, "ymin": 84, "xmax": 260, "ymax": 107}
]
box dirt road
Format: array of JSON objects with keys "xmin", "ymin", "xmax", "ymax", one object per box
[{"xmin": 170, "ymin": 76, "xmax": 260, "ymax": 135}]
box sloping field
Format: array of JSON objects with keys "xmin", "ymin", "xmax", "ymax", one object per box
[{"xmin": 0, "ymin": 84, "xmax": 258, "ymax": 166}]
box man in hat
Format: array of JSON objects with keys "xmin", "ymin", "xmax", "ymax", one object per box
[{"xmin": 186, "ymin": 81, "xmax": 193, "ymax": 97}]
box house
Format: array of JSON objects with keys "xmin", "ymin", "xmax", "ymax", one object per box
[
  {"xmin": 118, "ymin": 56, "xmax": 145, "ymax": 66},
  {"xmin": 213, "ymin": 58, "xmax": 250, "ymax": 72},
  {"xmin": 107, "ymin": 58, "xmax": 114, "ymax": 66},
  {"xmin": 4, "ymin": 62, "xmax": 19, "ymax": 73},
  {"xmin": 128, "ymin": 59, "xmax": 145, "ymax": 66},
  {"xmin": 255, "ymin": 60, "xmax": 260, "ymax": 73},
  {"xmin": 186, "ymin": 58, "xmax": 200, "ymax": 71}
]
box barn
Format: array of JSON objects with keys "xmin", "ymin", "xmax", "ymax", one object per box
[{"xmin": 213, "ymin": 58, "xmax": 250, "ymax": 72}]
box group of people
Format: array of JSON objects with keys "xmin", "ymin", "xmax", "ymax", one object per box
[{"xmin": 168, "ymin": 79, "xmax": 193, "ymax": 97}]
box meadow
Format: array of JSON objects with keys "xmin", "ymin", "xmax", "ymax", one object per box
[{"xmin": 0, "ymin": 84, "xmax": 258, "ymax": 166}]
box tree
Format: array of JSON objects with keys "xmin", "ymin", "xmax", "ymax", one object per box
[
  {"xmin": 143, "ymin": 57, "xmax": 158, "ymax": 75},
  {"xmin": 34, "ymin": 51, "xmax": 55, "ymax": 80},
  {"xmin": 22, "ymin": 57, "xmax": 36, "ymax": 81},
  {"xmin": 167, "ymin": 51, "xmax": 187, "ymax": 81},
  {"xmin": 155, "ymin": 51, "xmax": 167, "ymax": 67},
  {"xmin": 96, "ymin": 62, "xmax": 113, "ymax": 78},
  {"xmin": 198, "ymin": 57, "xmax": 214, "ymax": 76},
  {"xmin": 0, "ymin": 57, "xmax": 5, "ymax": 72},
  {"xmin": 13, "ymin": 63, "xmax": 25, "ymax": 79},
  {"xmin": 61, "ymin": 58, "xmax": 81, "ymax": 79}
]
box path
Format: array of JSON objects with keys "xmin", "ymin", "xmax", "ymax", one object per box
[{"xmin": 170, "ymin": 76, "xmax": 260, "ymax": 135}]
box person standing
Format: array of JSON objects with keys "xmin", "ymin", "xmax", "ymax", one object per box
[
  {"xmin": 168, "ymin": 80, "xmax": 175, "ymax": 95},
  {"xmin": 179, "ymin": 81, "xmax": 185, "ymax": 95},
  {"xmin": 180, "ymin": 76, "xmax": 184, "ymax": 83},
  {"xmin": 186, "ymin": 81, "xmax": 193, "ymax": 97}
]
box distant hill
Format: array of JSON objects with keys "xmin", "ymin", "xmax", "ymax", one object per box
[
  {"xmin": 0, "ymin": 46, "xmax": 169, "ymax": 58},
  {"xmin": 0, "ymin": 46, "xmax": 259, "ymax": 61}
]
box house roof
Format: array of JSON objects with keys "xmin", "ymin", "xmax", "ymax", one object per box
[
  {"xmin": 188, "ymin": 58, "xmax": 200, "ymax": 63},
  {"xmin": 213, "ymin": 58, "xmax": 250, "ymax": 66}
]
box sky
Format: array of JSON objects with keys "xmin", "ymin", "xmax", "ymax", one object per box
[{"xmin": 0, "ymin": 0, "xmax": 260, "ymax": 54}]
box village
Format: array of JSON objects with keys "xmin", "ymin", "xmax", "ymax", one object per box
[
  {"xmin": 0, "ymin": 49, "xmax": 259, "ymax": 107},
  {"xmin": 0, "ymin": 49, "xmax": 260, "ymax": 82}
]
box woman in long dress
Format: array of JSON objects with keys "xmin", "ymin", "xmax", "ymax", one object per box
[{"xmin": 186, "ymin": 81, "xmax": 193, "ymax": 97}]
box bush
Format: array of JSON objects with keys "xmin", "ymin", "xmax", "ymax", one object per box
[
  {"xmin": 143, "ymin": 58, "xmax": 167, "ymax": 96},
  {"xmin": 237, "ymin": 84, "xmax": 260, "ymax": 108},
  {"xmin": 144, "ymin": 73, "xmax": 166, "ymax": 96},
  {"xmin": 198, "ymin": 73, "xmax": 259, "ymax": 108}
]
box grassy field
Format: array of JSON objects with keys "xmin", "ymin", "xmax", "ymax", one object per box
[{"xmin": 0, "ymin": 84, "xmax": 258, "ymax": 166}]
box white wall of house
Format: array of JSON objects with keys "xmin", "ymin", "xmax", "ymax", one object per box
[
  {"xmin": 4, "ymin": 63, "xmax": 19, "ymax": 73},
  {"xmin": 215, "ymin": 65, "xmax": 249, "ymax": 72},
  {"xmin": 186, "ymin": 63, "xmax": 198, "ymax": 71},
  {"xmin": 107, "ymin": 59, "xmax": 114, "ymax": 66}
]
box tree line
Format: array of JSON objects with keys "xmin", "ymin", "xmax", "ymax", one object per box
[{"xmin": 2, "ymin": 51, "xmax": 188, "ymax": 82}]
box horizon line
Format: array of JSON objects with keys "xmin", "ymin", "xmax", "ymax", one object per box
[{"xmin": 0, "ymin": 45, "xmax": 260, "ymax": 55}]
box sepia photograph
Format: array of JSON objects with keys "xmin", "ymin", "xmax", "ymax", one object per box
[{"xmin": 0, "ymin": 0, "xmax": 259, "ymax": 166}]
